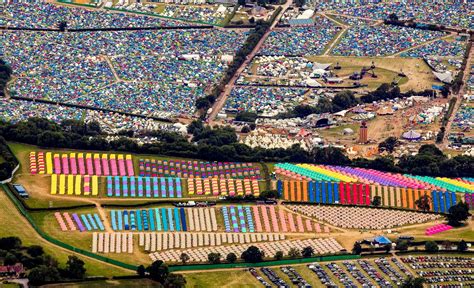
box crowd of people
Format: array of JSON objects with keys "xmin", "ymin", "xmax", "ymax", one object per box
[
  {"xmin": 225, "ymin": 87, "xmax": 308, "ymax": 116},
  {"xmin": 259, "ymin": 17, "xmax": 340, "ymax": 56},
  {"xmin": 332, "ymin": 24, "xmax": 445, "ymax": 56},
  {"xmin": 1, "ymin": 1, "xmax": 186, "ymax": 29},
  {"xmin": 3, "ymin": 28, "xmax": 246, "ymax": 117},
  {"xmin": 339, "ymin": 2, "xmax": 473, "ymax": 30},
  {"xmin": 400, "ymin": 39, "xmax": 467, "ymax": 58}
]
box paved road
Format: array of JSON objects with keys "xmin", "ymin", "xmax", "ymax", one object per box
[{"xmin": 208, "ymin": 0, "xmax": 293, "ymax": 123}]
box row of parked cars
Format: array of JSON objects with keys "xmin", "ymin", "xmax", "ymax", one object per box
[{"xmin": 280, "ymin": 266, "xmax": 311, "ymax": 288}]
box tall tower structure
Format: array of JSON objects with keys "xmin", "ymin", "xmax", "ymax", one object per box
[{"xmin": 359, "ymin": 121, "xmax": 368, "ymax": 144}]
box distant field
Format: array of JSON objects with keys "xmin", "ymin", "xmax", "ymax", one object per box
[
  {"xmin": 0, "ymin": 186, "xmax": 133, "ymax": 277},
  {"xmin": 307, "ymin": 56, "xmax": 438, "ymax": 92},
  {"xmin": 183, "ymin": 269, "xmax": 262, "ymax": 287}
]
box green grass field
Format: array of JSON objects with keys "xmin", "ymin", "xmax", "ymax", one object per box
[
  {"xmin": 0, "ymin": 186, "xmax": 133, "ymax": 277},
  {"xmin": 42, "ymin": 278, "xmax": 159, "ymax": 287},
  {"xmin": 183, "ymin": 269, "xmax": 261, "ymax": 287}
]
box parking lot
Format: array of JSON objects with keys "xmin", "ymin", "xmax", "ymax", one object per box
[{"xmin": 248, "ymin": 255, "xmax": 474, "ymax": 287}]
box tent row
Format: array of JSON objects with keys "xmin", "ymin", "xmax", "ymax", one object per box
[
  {"xmin": 30, "ymin": 151, "xmax": 134, "ymax": 176},
  {"xmin": 221, "ymin": 205, "xmax": 329, "ymax": 234},
  {"xmin": 110, "ymin": 208, "xmax": 187, "ymax": 232},
  {"xmin": 139, "ymin": 158, "xmax": 261, "ymax": 179},
  {"xmin": 187, "ymin": 178, "xmax": 260, "ymax": 196},
  {"xmin": 251, "ymin": 205, "xmax": 330, "ymax": 234},
  {"xmin": 29, "ymin": 151, "xmax": 44, "ymax": 174},
  {"xmin": 106, "ymin": 176, "xmax": 183, "ymax": 198},
  {"xmin": 278, "ymin": 180, "xmax": 458, "ymax": 213},
  {"xmin": 50, "ymin": 174, "xmax": 98, "ymax": 196},
  {"xmin": 186, "ymin": 208, "xmax": 217, "ymax": 232},
  {"xmin": 288, "ymin": 205, "xmax": 440, "ymax": 230},
  {"xmin": 405, "ymin": 174, "xmax": 474, "ymax": 193},
  {"xmin": 55, "ymin": 212, "xmax": 105, "ymax": 232},
  {"xmin": 149, "ymin": 238, "xmax": 343, "ymax": 263},
  {"xmin": 92, "ymin": 232, "xmax": 133, "ymax": 254},
  {"xmin": 138, "ymin": 232, "xmax": 285, "ymax": 252}
]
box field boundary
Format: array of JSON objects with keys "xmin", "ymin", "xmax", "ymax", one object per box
[
  {"xmin": 1, "ymin": 183, "xmax": 138, "ymax": 271},
  {"xmin": 167, "ymin": 254, "xmax": 360, "ymax": 272}
]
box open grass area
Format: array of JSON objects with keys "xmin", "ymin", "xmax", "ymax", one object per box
[
  {"xmin": 182, "ymin": 269, "xmax": 262, "ymax": 287},
  {"xmin": 29, "ymin": 207, "xmax": 152, "ymax": 266},
  {"xmin": 43, "ymin": 279, "xmax": 159, "ymax": 287},
  {"xmin": 307, "ymin": 56, "xmax": 438, "ymax": 92},
  {"xmin": 0, "ymin": 186, "xmax": 133, "ymax": 277}
]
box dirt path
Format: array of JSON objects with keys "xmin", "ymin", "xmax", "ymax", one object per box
[
  {"xmin": 322, "ymin": 26, "xmax": 347, "ymax": 56},
  {"xmin": 390, "ymin": 33, "xmax": 455, "ymax": 57},
  {"xmin": 104, "ymin": 55, "xmax": 121, "ymax": 82}
]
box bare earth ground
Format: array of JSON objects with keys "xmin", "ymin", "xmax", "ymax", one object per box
[{"xmin": 307, "ymin": 56, "xmax": 439, "ymax": 93}]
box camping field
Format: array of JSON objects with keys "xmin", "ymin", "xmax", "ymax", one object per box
[{"xmin": 2, "ymin": 141, "xmax": 473, "ymax": 287}]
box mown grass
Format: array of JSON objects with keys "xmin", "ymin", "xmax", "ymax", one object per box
[{"xmin": 0, "ymin": 187, "xmax": 132, "ymax": 277}]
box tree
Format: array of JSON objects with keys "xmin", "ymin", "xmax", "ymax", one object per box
[
  {"xmin": 28, "ymin": 265, "xmax": 61, "ymax": 286},
  {"xmin": 446, "ymin": 201, "xmax": 471, "ymax": 227},
  {"xmin": 388, "ymin": 13, "xmax": 399, "ymax": 22},
  {"xmin": 457, "ymin": 240, "xmax": 468, "ymax": 252},
  {"xmin": 180, "ymin": 253, "xmax": 190, "ymax": 265},
  {"xmin": 332, "ymin": 91, "xmax": 359, "ymax": 112},
  {"xmin": 164, "ymin": 273, "xmax": 186, "ymax": 288},
  {"xmin": 241, "ymin": 126, "xmax": 251, "ymax": 133},
  {"xmin": 424, "ymin": 241, "xmax": 439, "ymax": 253},
  {"xmin": 146, "ymin": 260, "xmax": 169, "ymax": 283},
  {"xmin": 137, "ymin": 265, "xmax": 146, "ymax": 277},
  {"xmin": 208, "ymin": 252, "xmax": 221, "ymax": 264},
  {"xmin": 65, "ymin": 255, "xmax": 86, "ymax": 279},
  {"xmin": 259, "ymin": 190, "xmax": 279, "ymax": 199},
  {"xmin": 371, "ymin": 196, "xmax": 381, "ymax": 207},
  {"xmin": 274, "ymin": 251, "xmax": 283, "ymax": 260},
  {"xmin": 235, "ymin": 111, "xmax": 257, "ymax": 123},
  {"xmin": 27, "ymin": 245, "xmax": 44, "ymax": 257},
  {"xmin": 415, "ymin": 194, "xmax": 431, "ymax": 212},
  {"xmin": 301, "ymin": 246, "xmax": 314, "ymax": 258},
  {"xmin": 187, "ymin": 120, "xmax": 205, "ymax": 135},
  {"xmin": 241, "ymin": 246, "xmax": 264, "ymax": 263},
  {"xmin": 58, "ymin": 21, "xmax": 68, "ymax": 31},
  {"xmin": 4, "ymin": 252, "xmax": 18, "ymax": 265},
  {"xmin": 0, "ymin": 237, "xmax": 21, "ymax": 251},
  {"xmin": 401, "ymin": 276, "xmax": 425, "ymax": 288},
  {"xmin": 226, "ymin": 253, "xmax": 237, "ymax": 263},
  {"xmin": 288, "ymin": 248, "xmax": 301, "ymax": 258},
  {"xmin": 352, "ymin": 242, "xmax": 362, "ymax": 255},
  {"xmin": 396, "ymin": 240, "xmax": 409, "ymax": 251},
  {"xmin": 378, "ymin": 137, "xmax": 399, "ymax": 153}
]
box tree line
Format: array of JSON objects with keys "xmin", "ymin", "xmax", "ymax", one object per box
[
  {"xmin": 0, "ymin": 59, "xmax": 12, "ymax": 97},
  {"xmin": 0, "ymin": 237, "xmax": 86, "ymax": 286},
  {"xmin": 0, "ymin": 117, "xmax": 472, "ymax": 181},
  {"xmin": 278, "ymin": 84, "xmax": 435, "ymax": 119},
  {"xmin": 195, "ymin": 8, "xmax": 281, "ymax": 114},
  {"xmin": 0, "ymin": 136, "xmax": 19, "ymax": 181}
]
